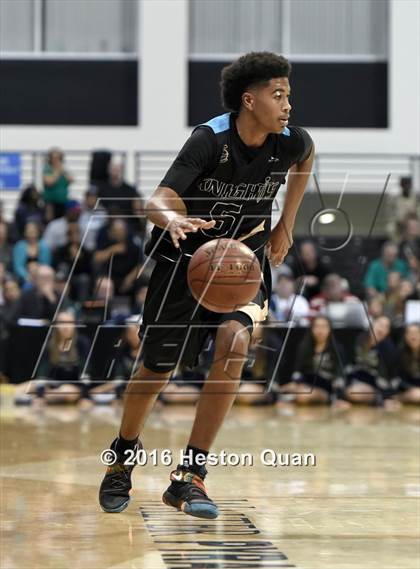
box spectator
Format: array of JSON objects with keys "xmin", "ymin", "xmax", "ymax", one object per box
[
  {"xmin": 10, "ymin": 264, "xmax": 60, "ymax": 322},
  {"xmin": 393, "ymin": 177, "xmax": 420, "ymax": 235},
  {"xmin": 346, "ymin": 316, "xmax": 398, "ymax": 406},
  {"xmin": 270, "ymin": 273, "xmax": 309, "ymax": 324},
  {"xmin": 94, "ymin": 219, "xmax": 143, "ymax": 297},
  {"xmin": 82, "ymin": 276, "xmax": 115, "ymax": 325},
  {"xmin": 399, "ymin": 214, "xmax": 420, "ymax": 288},
  {"xmin": 24, "ymin": 310, "xmax": 91, "ymax": 406},
  {"xmin": 0, "ymin": 262, "xmax": 4, "ymax": 304},
  {"xmin": 366, "ymin": 295, "xmax": 385, "ymax": 320},
  {"xmin": 14, "ymin": 185, "xmax": 44, "ymax": 238},
  {"xmin": 0, "ymin": 278, "xmax": 21, "ymax": 361},
  {"xmin": 399, "ymin": 214, "xmax": 420, "ymax": 261},
  {"xmin": 53, "ymin": 222, "xmax": 92, "ymax": 302},
  {"xmin": 43, "ymin": 148, "xmax": 74, "ymax": 221},
  {"xmin": 364, "ymin": 241, "xmax": 409, "ymax": 296},
  {"xmin": 0, "ymin": 277, "xmax": 20, "ymax": 322},
  {"xmin": 43, "ymin": 200, "xmax": 81, "ymax": 252},
  {"xmin": 281, "ymin": 315, "xmax": 348, "ymax": 405},
  {"xmin": 287, "ymin": 240, "xmax": 330, "ymax": 299},
  {"xmin": 233, "ymin": 325, "xmax": 277, "ymax": 406},
  {"xmin": 0, "ymin": 221, "xmax": 12, "ymax": 270},
  {"xmin": 53, "ymin": 268, "xmax": 80, "ymax": 315},
  {"xmin": 78, "ymin": 187, "xmax": 107, "ymax": 252},
  {"xmin": 133, "ymin": 279, "xmax": 149, "ymax": 316},
  {"xmin": 0, "ymin": 200, "xmax": 18, "ymax": 243},
  {"xmin": 12, "ymin": 222, "xmax": 51, "ymax": 284},
  {"xmin": 384, "ymin": 277, "xmax": 416, "ymax": 326},
  {"xmin": 113, "ymin": 323, "xmax": 142, "ymax": 399},
  {"xmin": 395, "ymin": 324, "xmax": 420, "ymax": 404},
  {"xmin": 309, "ymin": 273, "xmax": 359, "ymax": 315},
  {"xmin": 97, "ymin": 159, "xmax": 145, "ymax": 236}
]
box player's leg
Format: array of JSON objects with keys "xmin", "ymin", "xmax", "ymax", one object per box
[
  {"xmin": 161, "ymin": 283, "xmax": 270, "ymax": 519},
  {"xmin": 295, "ymin": 385, "xmax": 329, "ymax": 405},
  {"xmin": 234, "ymin": 325, "xmax": 276, "ymax": 405},
  {"xmin": 99, "ymin": 260, "xmax": 201, "ymax": 513},
  {"xmin": 160, "ymin": 382, "xmax": 200, "ymax": 404},
  {"xmin": 119, "ymin": 363, "xmax": 172, "ymax": 438},
  {"xmin": 162, "ymin": 318, "xmax": 250, "ymax": 519},
  {"xmin": 293, "ymin": 374, "xmax": 331, "ymax": 405},
  {"xmin": 99, "ymin": 363, "xmax": 172, "ymax": 513},
  {"xmin": 185, "ymin": 293, "xmax": 269, "ymax": 448},
  {"xmin": 44, "ymin": 383, "xmax": 81, "ymax": 404},
  {"xmin": 235, "ymin": 382, "xmax": 276, "ymax": 405},
  {"xmin": 345, "ymin": 381, "xmax": 376, "ymax": 404},
  {"xmin": 345, "ymin": 369, "xmax": 378, "ymax": 404},
  {"xmin": 397, "ymin": 387, "xmax": 420, "ymax": 404},
  {"xmin": 189, "ymin": 319, "xmax": 250, "ymax": 448}
]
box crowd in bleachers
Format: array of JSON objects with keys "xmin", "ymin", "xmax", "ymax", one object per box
[{"xmin": 0, "ymin": 149, "xmax": 419, "ymax": 409}]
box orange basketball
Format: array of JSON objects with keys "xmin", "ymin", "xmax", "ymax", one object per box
[{"xmin": 187, "ymin": 238, "xmax": 261, "ymax": 313}]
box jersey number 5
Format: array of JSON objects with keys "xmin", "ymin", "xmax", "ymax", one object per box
[{"xmin": 201, "ymin": 201, "xmax": 243, "ymax": 238}]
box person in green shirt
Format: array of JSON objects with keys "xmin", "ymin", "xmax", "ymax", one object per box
[
  {"xmin": 43, "ymin": 148, "xmax": 74, "ymax": 221},
  {"xmin": 364, "ymin": 241, "xmax": 409, "ymax": 296}
]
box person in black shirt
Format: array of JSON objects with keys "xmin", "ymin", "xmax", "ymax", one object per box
[
  {"xmin": 14, "ymin": 185, "xmax": 45, "ymax": 239},
  {"xmin": 53, "ymin": 222, "xmax": 92, "ymax": 302},
  {"xmin": 286, "ymin": 239, "xmax": 330, "ymax": 299},
  {"xmin": 99, "ymin": 51, "xmax": 314, "ymax": 518},
  {"xmin": 98, "ymin": 160, "xmax": 146, "ymax": 237},
  {"xmin": 94, "ymin": 219, "xmax": 144, "ymax": 298},
  {"xmin": 14, "ymin": 310, "xmax": 91, "ymax": 407},
  {"xmin": 281, "ymin": 316, "xmax": 348, "ymax": 405},
  {"xmin": 11, "ymin": 264, "xmax": 61, "ymax": 322},
  {"xmin": 346, "ymin": 316, "xmax": 398, "ymax": 406},
  {"xmin": 395, "ymin": 323, "xmax": 420, "ymax": 404}
]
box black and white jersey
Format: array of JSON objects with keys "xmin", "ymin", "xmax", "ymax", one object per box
[{"xmin": 145, "ymin": 112, "xmax": 313, "ymax": 263}]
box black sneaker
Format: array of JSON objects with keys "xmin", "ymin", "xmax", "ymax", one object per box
[
  {"xmin": 162, "ymin": 466, "xmax": 219, "ymax": 519},
  {"xmin": 99, "ymin": 439, "xmax": 142, "ymax": 513}
]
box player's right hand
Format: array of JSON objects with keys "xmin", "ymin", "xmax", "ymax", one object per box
[{"xmin": 168, "ymin": 217, "xmax": 216, "ymax": 248}]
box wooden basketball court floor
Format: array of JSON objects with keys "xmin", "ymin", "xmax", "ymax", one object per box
[{"xmin": 1, "ymin": 388, "xmax": 419, "ymax": 569}]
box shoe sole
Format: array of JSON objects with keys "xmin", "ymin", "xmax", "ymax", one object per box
[
  {"xmin": 99, "ymin": 489, "xmax": 133, "ymax": 514},
  {"xmin": 100, "ymin": 496, "xmax": 130, "ymax": 513},
  {"xmin": 162, "ymin": 491, "xmax": 219, "ymax": 519}
]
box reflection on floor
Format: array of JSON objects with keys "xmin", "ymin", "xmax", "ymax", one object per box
[{"xmin": 1, "ymin": 388, "xmax": 419, "ymax": 569}]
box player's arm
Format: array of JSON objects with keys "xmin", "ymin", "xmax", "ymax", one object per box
[
  {"xmin": 145, "ymin": 187, "xmax": 215, "ymax": 249},
  {"xmin": 267, "ymin": 137, "xmax": 315, "ymax": 267},
  {"xmin": 145, "ymin": 128, "xmax": 218, "ymax": 248}
]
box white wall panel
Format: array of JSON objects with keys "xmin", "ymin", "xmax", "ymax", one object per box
[
  {"xmin": 289, "ymin": 0, "xmax": 387, "ymax": 56},
  {"xmin": 45, "ymin": 0, "xmax": 137, "ymax": 53},
  {"xmin": 0, "ymin": 0, "xmax": 33, "ymax": 52},
  {"xmin": 190, "ymin": 0, "xmax": 388, "ymax": 57},
  {"xmin": 190, "ymin": 0, "xmax": 282, "ymax": 54}
]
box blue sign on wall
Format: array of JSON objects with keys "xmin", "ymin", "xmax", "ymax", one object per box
[{"xmin": 0, "ymin": 153, "xmax": 21, "ymax": 189}]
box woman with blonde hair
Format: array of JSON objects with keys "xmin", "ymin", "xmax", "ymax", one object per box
[{"xmin": 34, "ymin": 310, "xmax": 90, "ymax": 405}]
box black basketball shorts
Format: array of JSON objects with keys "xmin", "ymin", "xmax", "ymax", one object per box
[{"xmin": 138, "ymin": 258, "xmax": 271, "ymax": 373}]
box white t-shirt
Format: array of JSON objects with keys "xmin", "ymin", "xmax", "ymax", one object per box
[{"xmin": 270, "ymin": 293, "xmax": 310, "ymax": 324}]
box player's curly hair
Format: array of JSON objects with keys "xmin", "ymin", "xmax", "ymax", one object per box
[{"xmin": 221, "ymin": 52, "xmax": 291, "ymax": 112}]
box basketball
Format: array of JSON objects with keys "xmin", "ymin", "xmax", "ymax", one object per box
[{"xmin": 187, "ymin": 238, "xmax": 261, "ymax": 313}]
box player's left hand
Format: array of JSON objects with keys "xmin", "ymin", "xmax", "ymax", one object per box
[{"xmin": 266, "ymin": 224, "xmax": 293, "ymax": 267}]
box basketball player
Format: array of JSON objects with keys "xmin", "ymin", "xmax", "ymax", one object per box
[{"xmin": 99, "ymin": 52, "xmax": 314, "ymax": 519}]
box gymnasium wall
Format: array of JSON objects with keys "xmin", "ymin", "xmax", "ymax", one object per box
[{"xmin": 1, "ymin": 0, "xmax": 419, "ymax": 156}]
